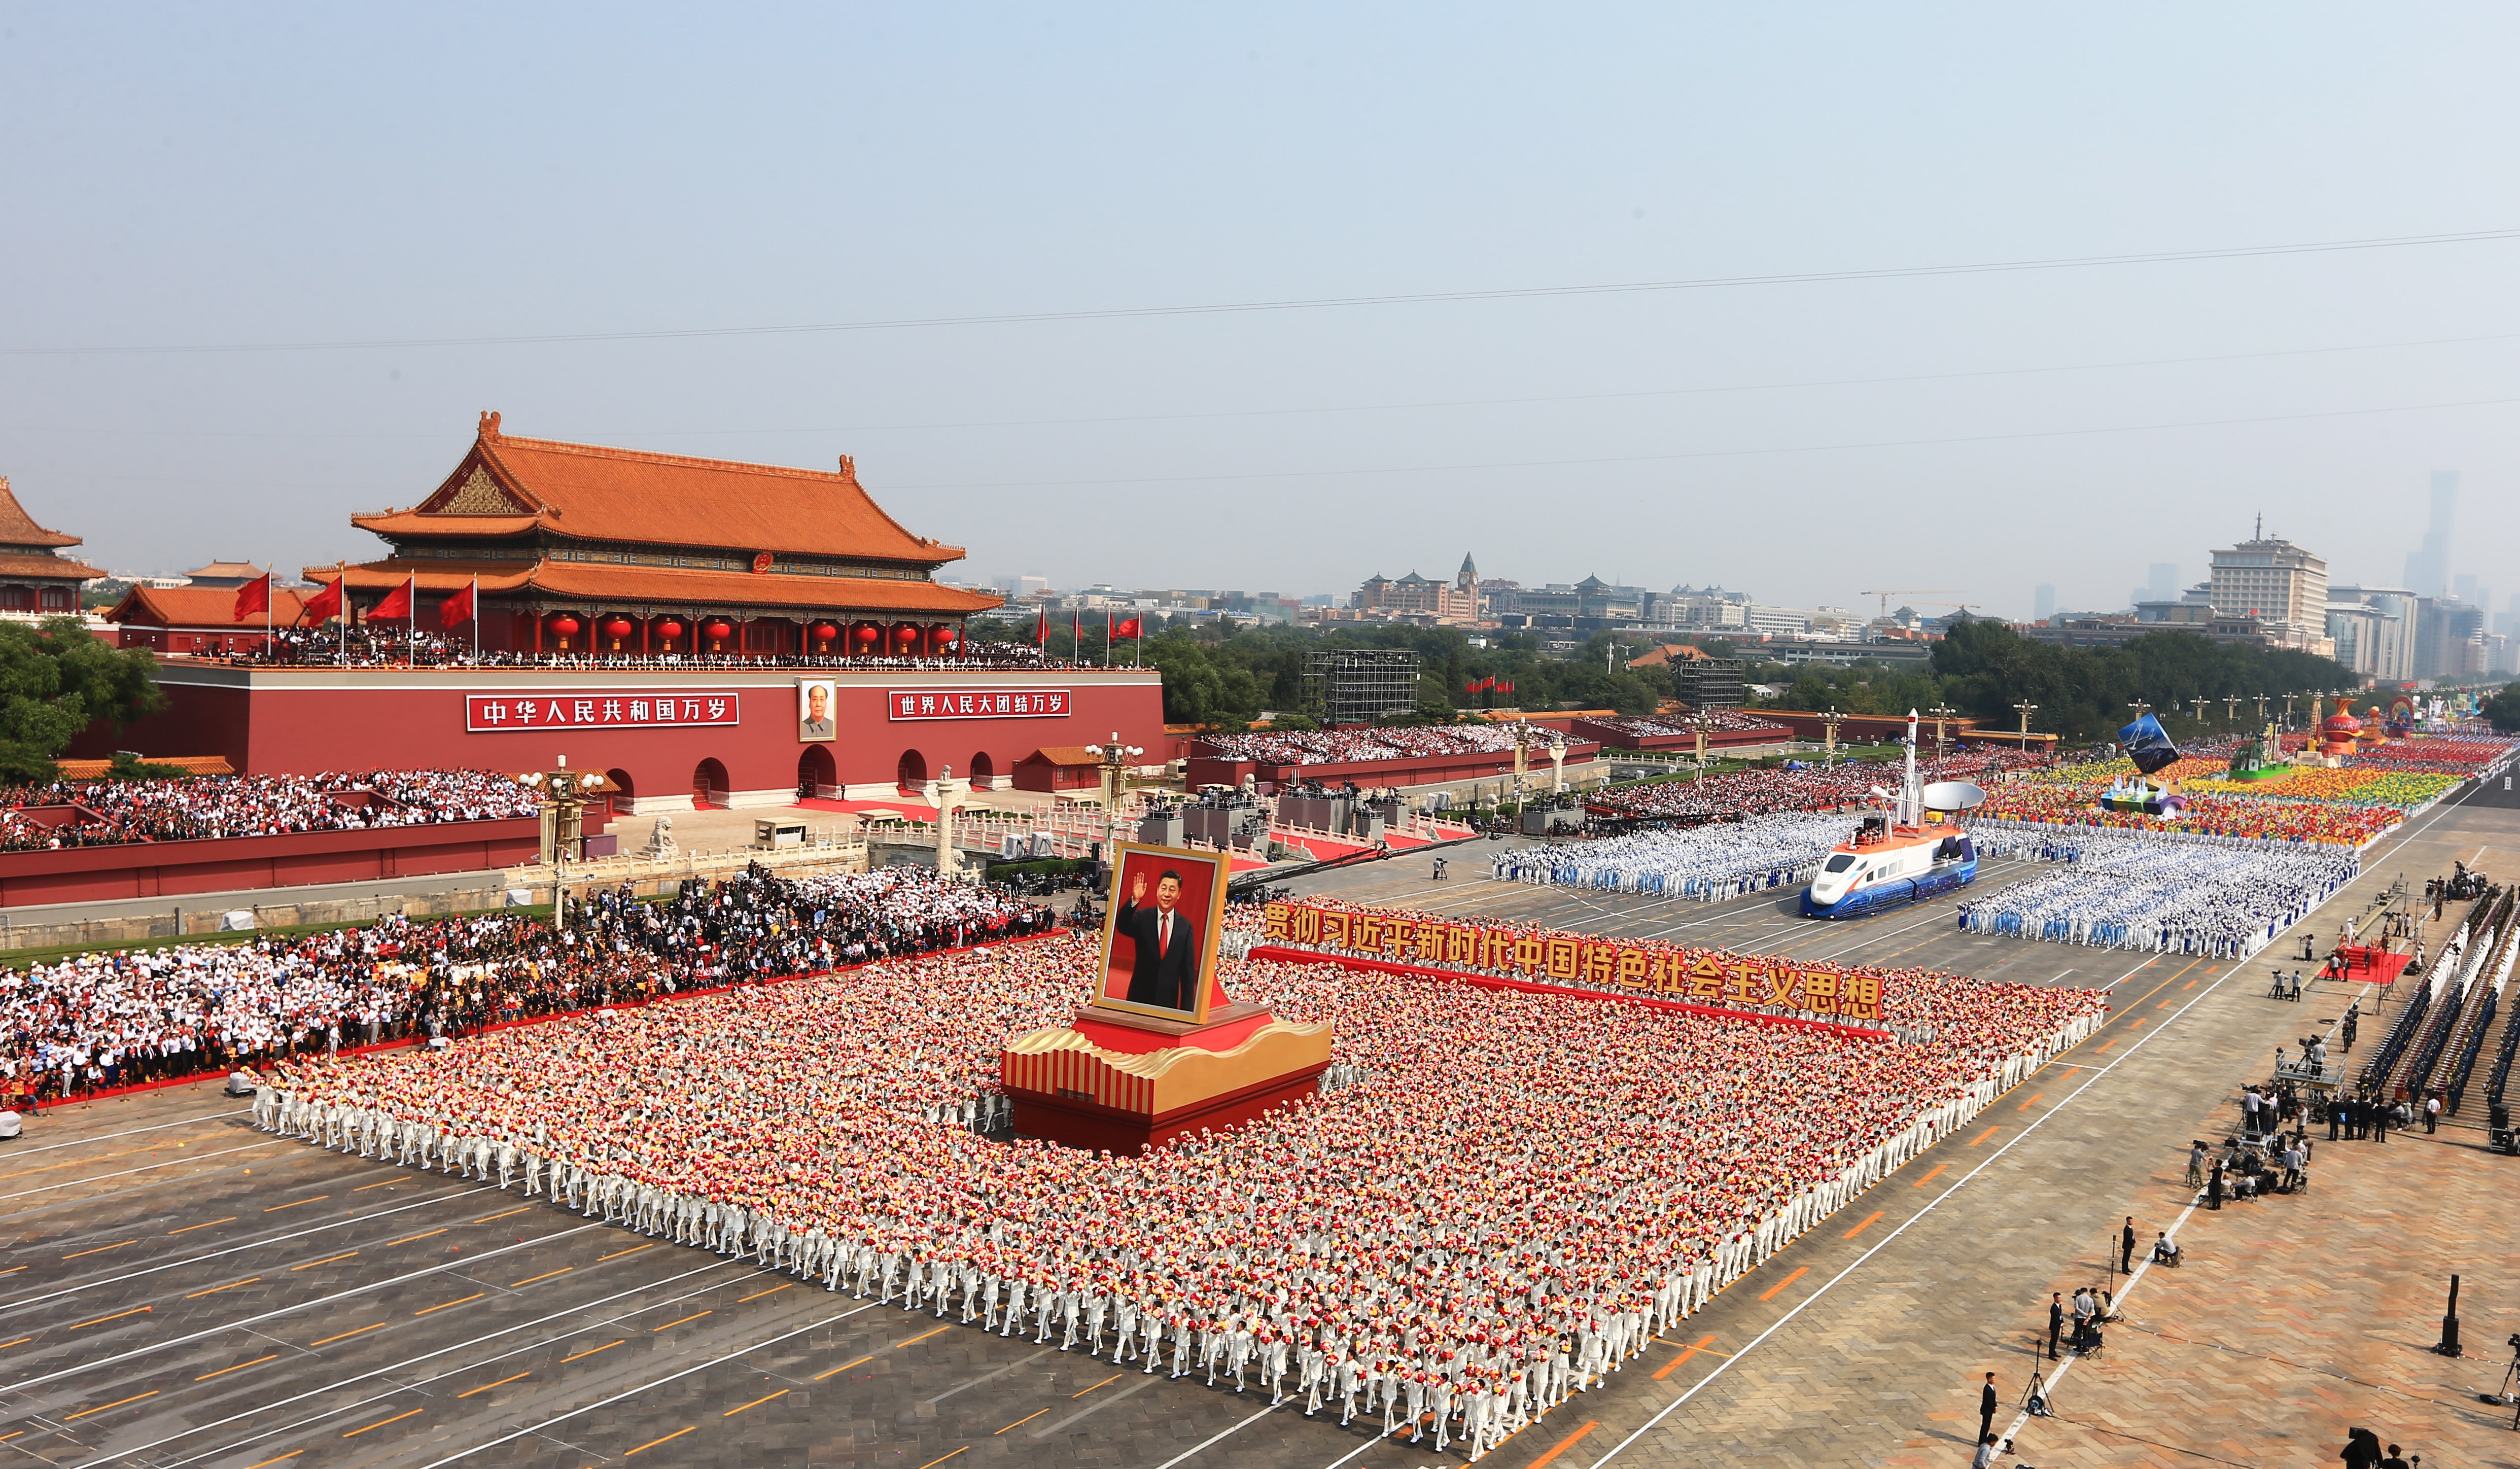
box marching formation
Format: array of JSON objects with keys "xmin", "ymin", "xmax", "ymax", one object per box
[
  {"xmin": 1960, "ymin": 826, "xmax": 2362, "ymax": 956},
  {"xmin": 263, "ymin": 934, "xmax": 2102, "ymax": 1459},
  {"xmin": 1491, "ymin": 812, "xmax": 1854, "ymax": 899}
]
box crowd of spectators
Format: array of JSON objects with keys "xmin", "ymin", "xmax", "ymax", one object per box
[
  {"xmin": 0, "ymin": 865, "xmax": 1048, "ymax": 1104},
  {"xmin": 1586, "ymin": 712, "xmax": 1788, "ymax": 738},
  {"xmin": 1584, "ymin": 749, "xmax": 2044, "ymax": 823},
  {"xmin": 0, "ymin": 770, "xmax": 541, "ymax": 850},
  {"xmin": 1200, "ymin": 724, "xmax": 1548, "ymax": 767},
  {"xmin": 265, "ymin": 930, "xmax": 2101, "ymax": 1455}
]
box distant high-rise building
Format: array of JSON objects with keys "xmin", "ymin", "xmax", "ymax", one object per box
[
  {"xmin": 2210, "ymin": 526, "xmax": 2330, "ymax": 653},
  {"xmin": 2034, "ymin": 584, "xmax": 2056, "ymax": 620},
  {"xmin": 2402, "ymin": 470, "xmax": 2457, "ymax": 598}
]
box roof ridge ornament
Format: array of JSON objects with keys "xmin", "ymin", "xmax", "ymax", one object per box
[{"xmin": 479, "ymin": 409, "xmax": 503, "ymax": 439}]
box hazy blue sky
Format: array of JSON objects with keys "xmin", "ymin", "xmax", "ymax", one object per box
[{"xmin": 5, "ymin": 4, "xmax": 2517, "ymax": 617}]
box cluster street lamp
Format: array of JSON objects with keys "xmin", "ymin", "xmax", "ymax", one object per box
[
  {"xmin": 517, "ymin": 758, "xmax": 611, "ymax": 934},
  {"xmin": 1083, "ymin": 731, "xmax": 1145, "ymax": 864}
]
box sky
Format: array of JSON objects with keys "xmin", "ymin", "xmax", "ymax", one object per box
[{"xmin": 4, "ymin": 4, "xmax": 2519, "ymax": 619}]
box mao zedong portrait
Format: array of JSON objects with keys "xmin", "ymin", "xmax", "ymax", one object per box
[
  {"xmin": 1113, "ymin": 867, "xmax": 1200, "ymax": 1011},
  {"xmin": 799, "ymin": 683, "xmax": 835, "ymax": 739}
]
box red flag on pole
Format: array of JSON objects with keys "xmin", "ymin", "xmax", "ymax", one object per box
[
  {"xmin": 1113, "ymin": 617, "xmax": 1142, "ymax": 638},
  {"xmin": 233, "ymin": 573, "xmax": 271, "ymax": 621},
  {"xmin": 439, "ymin": 577, "xmax": 477, "ymax": 628},
  {"xmin": 371, "ymin": 575, "xmax": 415, "ymax": 621},
  {"xmin": 299, "ymin": 576, "xmax": 343, "ymax": 625},
  {"xmin": 1035, "ymin": 606, "xmax": 1046, "ymax": 645}
]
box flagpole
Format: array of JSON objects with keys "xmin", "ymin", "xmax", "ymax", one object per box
[
  {"xmin": 471, "ymin": 575, "xmax": 480, "ymax": 664},
  {"xmin": 263, "ymin": 563, "xmax": 271, "ymax": 658}
]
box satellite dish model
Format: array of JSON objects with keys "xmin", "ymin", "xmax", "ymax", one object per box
[{"xmin": 1921, "ymin": 781, "xmax": 1987, "ymax": 812}]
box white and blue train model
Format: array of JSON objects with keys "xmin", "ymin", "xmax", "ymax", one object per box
[{"xmin": 1800, "ymin": 711, "xmax": 1987, "ymax": 920}]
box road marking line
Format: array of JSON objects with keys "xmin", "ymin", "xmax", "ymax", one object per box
[
  {"xmin": 896, "ymin": 1324, "xmax": 950, "ymax": 1347},
  {"xmin": 1841, "ymin": 1210, "xmax": 1882, "ymax": 1239},
  {"xmin": 415, "ymin": 1293, "xmax": 485, "ymax": 1316},
  {"xmin": 1527, "ymin": 1418, "xmax": 1598, "ymax": 1469},
  {"xmin": 384, "ymin": 1229, "xmax": 448, "ymax": 1247},
  {"xmin": 71, "ymin": 1305, "xmax": 151, "ymax": 1329},
  {"xmin": 310, "ymin": 1321, "xmax": 386, "ymax": 1347},
  {"xmin": 1912, "ymin": 1164, "xmax": 1947, "ymax": 1187},
  {"xmin": 626, "ymin": 1426, "xmax": 696, "ymax": 1456},
  {"xmin": 1757, "ymin": 1266, "xmax": 1808, "ymax": 1302},
  {"xmin": 63, "ymin": 1241, "xmax": 133, "ymax": 1260},
  {"xmin": 457, "ymin": 1372, "xmax": 530, "ymax": 1398},
  {"xmin": 816, "ymin": 1354, "xmax": 874, "ymax": 1380},
  {"xmin": 511, "ymin": 1267, "xmax": 573, "ymax": 1287},
  {"xmin": 738, "ymin": 1283, "xmax": 791, "ymax": 1303},
  {"xmin": 0, "ymin": 1339, "xmax": 28, "ymax": 1351},
  {"xmin": 1968, "ymin": 1127, "xmax": 2000, "ymax": 1146},
  {"xmin": 652, "ymin": 1310, "xmax": 712, "ymax": 1331},
  {"xmin": 291, "ymin": 1251, "xmax": 359, "ymax": 1271},
  {"xmin": 597, "ymin": 1244, "xmax": 652, "ymax": 1262},
  {"xmin": 2128, "ymin": 1017, "xmax": 2149, "ymax": 1030},
  {"xmin": 342, "ymin": 1408, "xmax": 422, "ymax": 1437},
  {"xmin": 2092, "ymin": 1040, "xmax": 2117, "ymax": 1053},
  {"xmin": 472, "ymin": 1207, "xmax": 531, "ymax": 1224},
  {"xmin": 264, "ymin": 1195, "xmax": 328, "ymax": 1212},
  {"xmin": 354, "ymin": 1180, "xmax": 400, "ymax": 1192},
  {"xmin": 1651, "ymin": 1335, "xmax": 1717, "ymax": 1380},
  {"xmin": 559, "ymin": 1340, "xmax": 625, "ymax": 1363},
  {"xmin": 243, "ymin": 1453, "xmax": 302, "ymax": 1468},
  {"xmin": 170, "ymin": 1216, "xmax": 237, "ymax": 1234},
  {"xmin": 197, "ymin": 1354, "xmax": 278, "ymax": 1381},
  {"xmin": 1073, "ymin": 1372, "xmax": 1123, "ymax": 1397},
  {"xmin": 996, "ymin": 1410, "xmax": 1048, "ymax": 1435},
  {"xmin": 918, "ymin": 1451, "xmax": 967, "ymax": 1469},
  {"xmin": 187, "ymin": 1277, "xmax": 261, "ymax": 1298},
  {"xmin": 724, "ymin": 1388, "xmax": 789, "ymax": 1415},
  {"xmin": 2016, "ymin": 1092, "xmax": 2044, "ymax": 1111},
  {"xmin": 0, "ymin": 1138, "xmax": 277, "ymax": 1204},
  {"xmin": 65, "ymin": 1389, "xmax": 158, "ymax": 1419}
]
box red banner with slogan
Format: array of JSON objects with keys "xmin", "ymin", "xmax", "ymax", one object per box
[
  {"xmin": 888, "ymin": 688, "xmax": 1071, "ymax": 720},
  {"xmin": 1257, "ymin": 898, "xmax": 1888, "ymax": 1023},
  {"xmin": 466, "ymin": 692, "xmax": 742, "ymax": 731}
]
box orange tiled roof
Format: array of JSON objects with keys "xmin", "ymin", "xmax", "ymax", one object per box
[
  {"xmin": 1022, "ymin": 746, "xmax": 1105, "ymax": 767},
  {"xmin": 105, "ymin": 584, "xmax": 309, "ymax": 628},
  {"xmin": 0, "ymin": 477, "xmax": 83, "ymax": 549},
  {"xmin": 319, "ymin": 557, "xmax": 1000, "ymax": 617},
  {"xmin": 349, "ymin": 413, "xmax": 966, "ymax": 566},
  {"xmin": 0, "ymin": 550, "xmax": 103, "ymax": 581}
]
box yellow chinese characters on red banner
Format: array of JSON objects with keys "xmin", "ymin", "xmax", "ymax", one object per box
[{"xmin": 1258, "ymin": 901, "xmax": 1886, "ymax": 1024}]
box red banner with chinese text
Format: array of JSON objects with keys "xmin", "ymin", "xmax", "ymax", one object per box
[{"xmin": 1256, "ymin": 899, "xmax": 1887, "ymax": 1024}]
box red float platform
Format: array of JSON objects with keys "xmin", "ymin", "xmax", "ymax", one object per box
[
  {"xmin": 1000, "ymin": 1000, "xmax": 1332, "ymax": 1155},
  {"xmin": 2330, "ymin": 944, "xmax": 2413, "ymax": 985}
]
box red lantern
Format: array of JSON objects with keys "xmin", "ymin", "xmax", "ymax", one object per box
[
  {"xmin": 812, "ymin": 622, "xmax": 838, "ymax": 643},
  {"xmin": 549, "ymin": 615, "xmax": 581, "ymax": 637},
  {"xmin": 892, "ymin": 624, "xmax": 918, "ymax": 646},
  {"xmin": 602, "ymin": 617, "xmax": 632, "ymax": 638},
  {"xmin": 936, "ymin": 626, "xmax": 960, "ymax": 646},
  {"xmin": 703, "ymin": 620, "xmax": 733, "ymax": 639},
  {"xmin": 654, "ymin": 618, "xmax": 684, "ymax": 641},
  {"xmin": 853, "ymin": 622, "xmax": 880, "ymax": 645}
]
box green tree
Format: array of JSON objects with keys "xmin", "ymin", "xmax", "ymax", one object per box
[
  {"xmin": 0, "ymin": 618, "xmax": 168, "ymax": 781},
  {"xmin": 1137, "ymin": 634, "xmax": 1264, "ymax": 728},
  {"xmin": 2482, "ymin": 682, "xmax": 2520, "ymax": 733}
]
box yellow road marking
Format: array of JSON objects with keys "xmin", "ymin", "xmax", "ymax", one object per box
[
  {"xmin": 341, "ymin": 1408, "xmax": 422, "ymax": 1437},
  {"xmin": 652, "ymin": 1310, "xmax": 712, "ymax": 1331},
  {"xmin": 559, "ymin": 1339, "xmax": 624, "ymax": 1364},
  {"xmin": 895, "ymin": 1324, "xmax": 950, "ymax": 1348},
  {"xmin": 63, "ymin": 1241, "xmax": 133, "ymax": 1260},
  {"xmin": 264, "ymin": 1195, "xmax": 329, "ymax": 1212},
  {"xmin": 738, "ymin": 1283, "xmax": 791, "ymax": 1303},
  {"xmin": 186, "ymin": 1277, "xmax": 261, "ymax": 1299},
  {"xmin": 196, "ymin": 1354, "xmax": 277, "ymax": 1381},
  {"xmin": 383, "ymin": 1229, "xmax": 448, "ymax": 1247},
  {"xmin": 1841, "ymin": 1210, "xmax": 1882, "ymax": 1239},
  {"xmin": 597, "ymin": 1243, "xmax": 652, "ymax": 1262},
  {"xmin": 458, "ymin": 1372, "xmax": 531, "ymax": 1398},
  {"xmin": 472, "ymin": 1207, "xmax": 530, "ymax": 1223},
  {"xmin": 511, "ymin": 1267, "xmax": 573, "ymax": 1287},
  {"xmin": 70, "ymin": 1306, "xmax": 151, "ymax": 1330},
  {"xmin": 310, "ymin": 1322, "xmax": 386, "ymax": 1347},
  {"xmin": 815, "ymin": 1354, "xmax": 873, "ymax": 1380},
  {"xmin": 66, "ymin": 1390, "xmax": 159, "ymax": 1420},
  {"xmin": 1072, "ymin": 1372, "xmax": 1123, "ymax": 1397},
  {"xmin": 724, "ymin": 1388, "xmax": 790, "ymax": 1416},
  {"xmin": 995, "ymin": 1411, "xmax": 1047, "ymax": 1435},
  {"xmin": 170, "ymin": 1216, "xmax": 236, "ymax": 1234},
  {"xmin": 290, "ymin": 1251, "xmax": 359, "ymax": 1271},
  {"xmin": 626, "ymin": 1426, "xmax": 695, "ymax": 1456},
  {"xmin": 415, "ymin": 1292, "xmax": 485, "ymax": 1316}
]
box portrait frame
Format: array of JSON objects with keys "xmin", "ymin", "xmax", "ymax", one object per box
[
  {"xmin": 1092, "ymin": 842, "xmax": 1232, "ymax": 1025},
  {"xmin": 795, "ymin": 678, "xmax": 838, "ymax": 743}
]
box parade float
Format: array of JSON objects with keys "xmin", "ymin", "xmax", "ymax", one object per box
[{"xmin": 1800, "ymin": 711, "xmax": 1985, "ymax": 919}]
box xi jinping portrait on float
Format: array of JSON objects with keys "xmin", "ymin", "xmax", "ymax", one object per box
[{"xmin": 1096, "ymin": 844, "xmax": 1231, "ymax": 1022}]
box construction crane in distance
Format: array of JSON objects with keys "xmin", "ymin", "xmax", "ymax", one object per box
[{"xmin": 1859, "ymin": 589, "xmax": 1965, "ymax": 618}]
